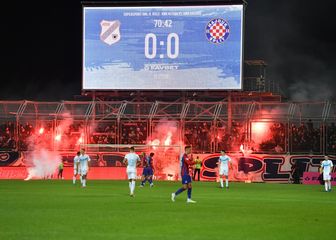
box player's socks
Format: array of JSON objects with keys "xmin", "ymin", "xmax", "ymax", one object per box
[
  {"xmin": 187, "ymin": 188, "xmax": 192, "ymax": 199},
  {"xmin": 73, "ymin": 176, "xmax": 76, "ymax": 184},
  {"xmin": 328, "ymin": 182, "xmax": 332, "ymax": 191},
  {"xmin": 175, "ymin": 188, "xmax": 185, "ymax": 196},
  {"xmin": 80, "ymin": 176, "xmax": 83, "ymax": 183},
  {"xmin": 225, "ymin": 179, "xmax": 229, "ymax": 188},
  {"xmin": 220, "ymin": 179, "xmax": 224, "ymax": 188},
  {"xmin": 129, "ymin": 182, "xmax": 132, "ymax": 192},
  {"xmin": 141, "ymin": 179, "xmax": 146, "ymax": 186},
  {"xmin": 82, "ymin": 179, "xmax": 86, "ymax": 187},
  {"xmin": 149, "ymin": 177, "xmax": 153, "ymax": 185},
  {"xmin": 171, "ymin": 193, "xmax": 176, "ymax": 202},
  {"xmin": 131, "ymin": 180, "xmax": 136, "ymax": 194},
  {"xmin": 325, "ymin": 182, "xmax": 328, "ymax": 191}
]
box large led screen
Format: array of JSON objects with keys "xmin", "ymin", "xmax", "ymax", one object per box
[{"xmin": 83, "ymin": 5, "xmax": 244, "ymax": 90}]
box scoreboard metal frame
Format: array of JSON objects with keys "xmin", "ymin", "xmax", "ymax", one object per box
[{"xmin": 81, "ymin": 0, "xmax": 246, "ymax": 94}]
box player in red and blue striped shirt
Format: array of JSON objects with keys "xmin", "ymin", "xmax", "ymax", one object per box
[
  {"xmin": 140, "ymin": 152, "xmax": 155, "ymax": 187},
  {"xmin": 171, "ymin": 146, "xmax": 196, "ymax": 203}
]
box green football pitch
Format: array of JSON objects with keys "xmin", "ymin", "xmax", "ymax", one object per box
[{"xmin": 0, "ymin": 180, "xmax": 334, "ymax": 240}]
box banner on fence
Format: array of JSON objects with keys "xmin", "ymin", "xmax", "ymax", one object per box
[{"xmin": 1, "ymin": 151, "xmax": 335, "ymax": 182}]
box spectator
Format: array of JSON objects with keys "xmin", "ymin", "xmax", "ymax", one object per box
[
  {"xmin": 274, "ymin": 144, "xmax": 284, "ymax": 153},
  {"xmin": 193, "ymin": 156, "xmax": 202, "ymax": 181},
  {"xmin": 57, "ymin": 161, "xmax": 64, "ymax": 179}
]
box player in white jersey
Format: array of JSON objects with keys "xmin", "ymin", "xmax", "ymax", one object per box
[
  {"xmin": 217, "ymin": 150, "xmax": 233, "ymax": 189},
  {"xmin": 123, "ymin": 146, "xmax": 141, "ymax": 197},
  {"xmin": 79, "ymin": 148, "xmax": 91, "ymax": 188},
  {"xmin": 73, "ymin": 151, "xmax": 82, "ymax": 184},
  {"xmin": 320, "ymin": 156, "xmax": 334, "ymax": 192}
]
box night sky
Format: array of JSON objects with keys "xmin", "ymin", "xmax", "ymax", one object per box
[{"xmin": 1, "ymin": 0, "xmax": 335, "ymax": 101}]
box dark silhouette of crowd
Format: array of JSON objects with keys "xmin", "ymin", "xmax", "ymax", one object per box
[
  {"xmin": 90, "ymin": 122, "xmax": 117, "ymax": 145},
  {"xmin": 326, "ymin": 122, "xmax": 336, "ymax": 153},
  {"xmin": 184, "ymin": 122, "xmax": 212, "ymax": 153},
  {"xmin": 0, "ymin": 119, "xmax": 334, "ymax": 154},
  {"xmin": 257, "ymin": 122, "xmax": 286, "ymax": 153},
  {"xmin": 290, "ymin": 120, "xmax": 321, "ymax": 153},
  {"xmin": 216, "ymin": 121, "xmax": 246, "ymax": 152},
  {"xmin": 120, "ymin": 122, "xmax": 147, "ymax": 145},
  {"xmin": 0, "ymin": 122, "xmax": 15, "ymax": 150}
]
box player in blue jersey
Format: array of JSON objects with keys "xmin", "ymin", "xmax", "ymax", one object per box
[
  {"xmin": 123, "ymin": 146, "xmax": 141, "ymax": 197},
  {"xmin": 140, "ymin": 152, "xmax": 155, "ymax": 187},
  {"xmin": 217, "ymin": 150, "xmax": 232, "ymax": 189},
  {"xmin": 171, "ymin": 146, "xmax": 196, "ymax": 203},
  {"xmin": 79, "ymin": 148, "xmax": 91, "ymax": 188}
]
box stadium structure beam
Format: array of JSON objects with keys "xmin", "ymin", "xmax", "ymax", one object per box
[
  {"xmin": 155, "ymin": 100, "xmax": 184, "ymax": 119},
  {"xmin": 54, "ymin": 102, "xmax": 65, "ymax": 120},
  {"xmin": 149, "ymin": 101, "xmax": 158, "ymax": 120},
  {"xmin": 213, "ymin": 102, "xmax": 223, "ymax": 121},
  {"xmin": 117, "ymin": 101, "xmax": 127, "ymax": 122},
  {"xmin": 246, "ymin": 102, "xmax": 256, "ymax": 120},
  {"xmin": 82, "ymin": 0, "xmax": 246, "ymax": 7},
  {"xmin": 288, "ymin": 103, "xmax": 296, "ymax": 120},
  {"xmin": 322, "ymin": 101, "xmax": 331, "ymax": 121},
  {"xmin": 16, "ymin": 101, "xmax": 27, "ymax": 118},
  {"xmin": 180, "ymin": 102, "xmax": 190, "ymax": 120},
  {"xmin": 84, "ymin": 101, "xmax": 96, "ymax": 121},
  {"xmin": 95, "ymin": 102, "xmax": 124, "ymax": 121},
  {"xmin": 187, "ymin": 101, "xmax": 219, "ymax": 122}
]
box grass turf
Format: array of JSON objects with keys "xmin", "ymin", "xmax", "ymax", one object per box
[{"xmin": 0, "ymin": 180, "xmax": 334, "ymax": 240}]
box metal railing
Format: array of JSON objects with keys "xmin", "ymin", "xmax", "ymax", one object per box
[{"xmin": 1, "ymin": 100, "xmax": 336, "ymax": 154}]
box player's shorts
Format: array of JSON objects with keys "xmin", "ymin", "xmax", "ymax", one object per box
[
  {"xmin": 181, "ymin": 174, "xmax": 192, "ymax": 184},
  {"xmin": 74, "ymin": 168, "xmax": 81, "ymax": 175},
  {"xmin": 142, "ymin": 167, "xmax": 153, "ymax": 176},
  {"xmin": 127, "ymin": 168, "xmax": 137, "ymax": 180},
  {"xmin": 323, "ymin": 173, "xmax": 331, "ymax": 181},
  {"xmin": 219, "ymin": 167, "xmax": 229, "ymax": 176},
  {"xmin": 80, "ymin": 167, "xmax": 88, "ymax": 176}
]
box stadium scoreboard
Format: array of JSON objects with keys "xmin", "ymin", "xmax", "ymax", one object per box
[{"xmin": 83, "ymin": 4, "xmax": 244, "ymax": 90}]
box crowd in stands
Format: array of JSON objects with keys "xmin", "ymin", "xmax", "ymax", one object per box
[
  {"xmin": 326, "ymin": 122, "xmax": 336, "ymax": 153},
  {"xmin": 0, "ymin": 119, "xmax": 333, "ymax": 154},
  {"xmin": 120, "ymin": 122, "xmax": 147, "ymax": 145},
  {"xmin": 17, "ymin": 123, "xmax": 33, "ymax": 150},
  {"xmin": 217, "ymin": 121, "xmax": 246, "ymax": 152},
  {"xmin": 184, "ymin": 122, "xmax": 212, "ymax": 153},
  {"xmin": 257, "ymin": 122, "xmax": 286, "ymax": 153},
  {"xmin": 90, "ymin": 122, "xmax": 117, "ymax": 145},
  {"xmin": 183, "ymin": 121, "xmax": 247, "ymax": 153},
  {"xmin": 252, "ymin": 120, "xmax": 321, "ymax": 153},
  {"xmin": 59, "ymin": 122, "xmax": 84, "ymax": 150},
  {"xmin": 290, "ymin": 120, "xmax": 321, "ymax": 153},
  {"xmin": 0, "ymin": 122, "xmax": 15, "ymax": 150},
  {"xmin": 18, "ymin": 122, "xmax": 53, "ymax": 150}
]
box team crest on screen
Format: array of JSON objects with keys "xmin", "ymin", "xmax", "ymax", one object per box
[
  {"xmin": 100, "ymin": 20, "xmax": 121, "ymax": 45},
  {"xmin": 205, "ymin": 18, "xmax": 230, "ymax": 44}
]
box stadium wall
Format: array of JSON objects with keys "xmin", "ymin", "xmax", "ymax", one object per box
[{"xmin": 1, "ymin": 151, "xmax": 335, "ymax": 182}]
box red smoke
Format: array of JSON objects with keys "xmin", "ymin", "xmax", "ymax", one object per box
[{"xmin": 146, "ymin": 120, "xmax": 182, "ymax": 180}]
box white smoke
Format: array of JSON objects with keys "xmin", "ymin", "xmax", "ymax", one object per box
[
  {"xmin": 24, "ymin": 149, "xmax": 61, "ymax": 180},
  {"xmin": 23, "ymin": 114, "xmax": 74, "ymax": 180}
]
